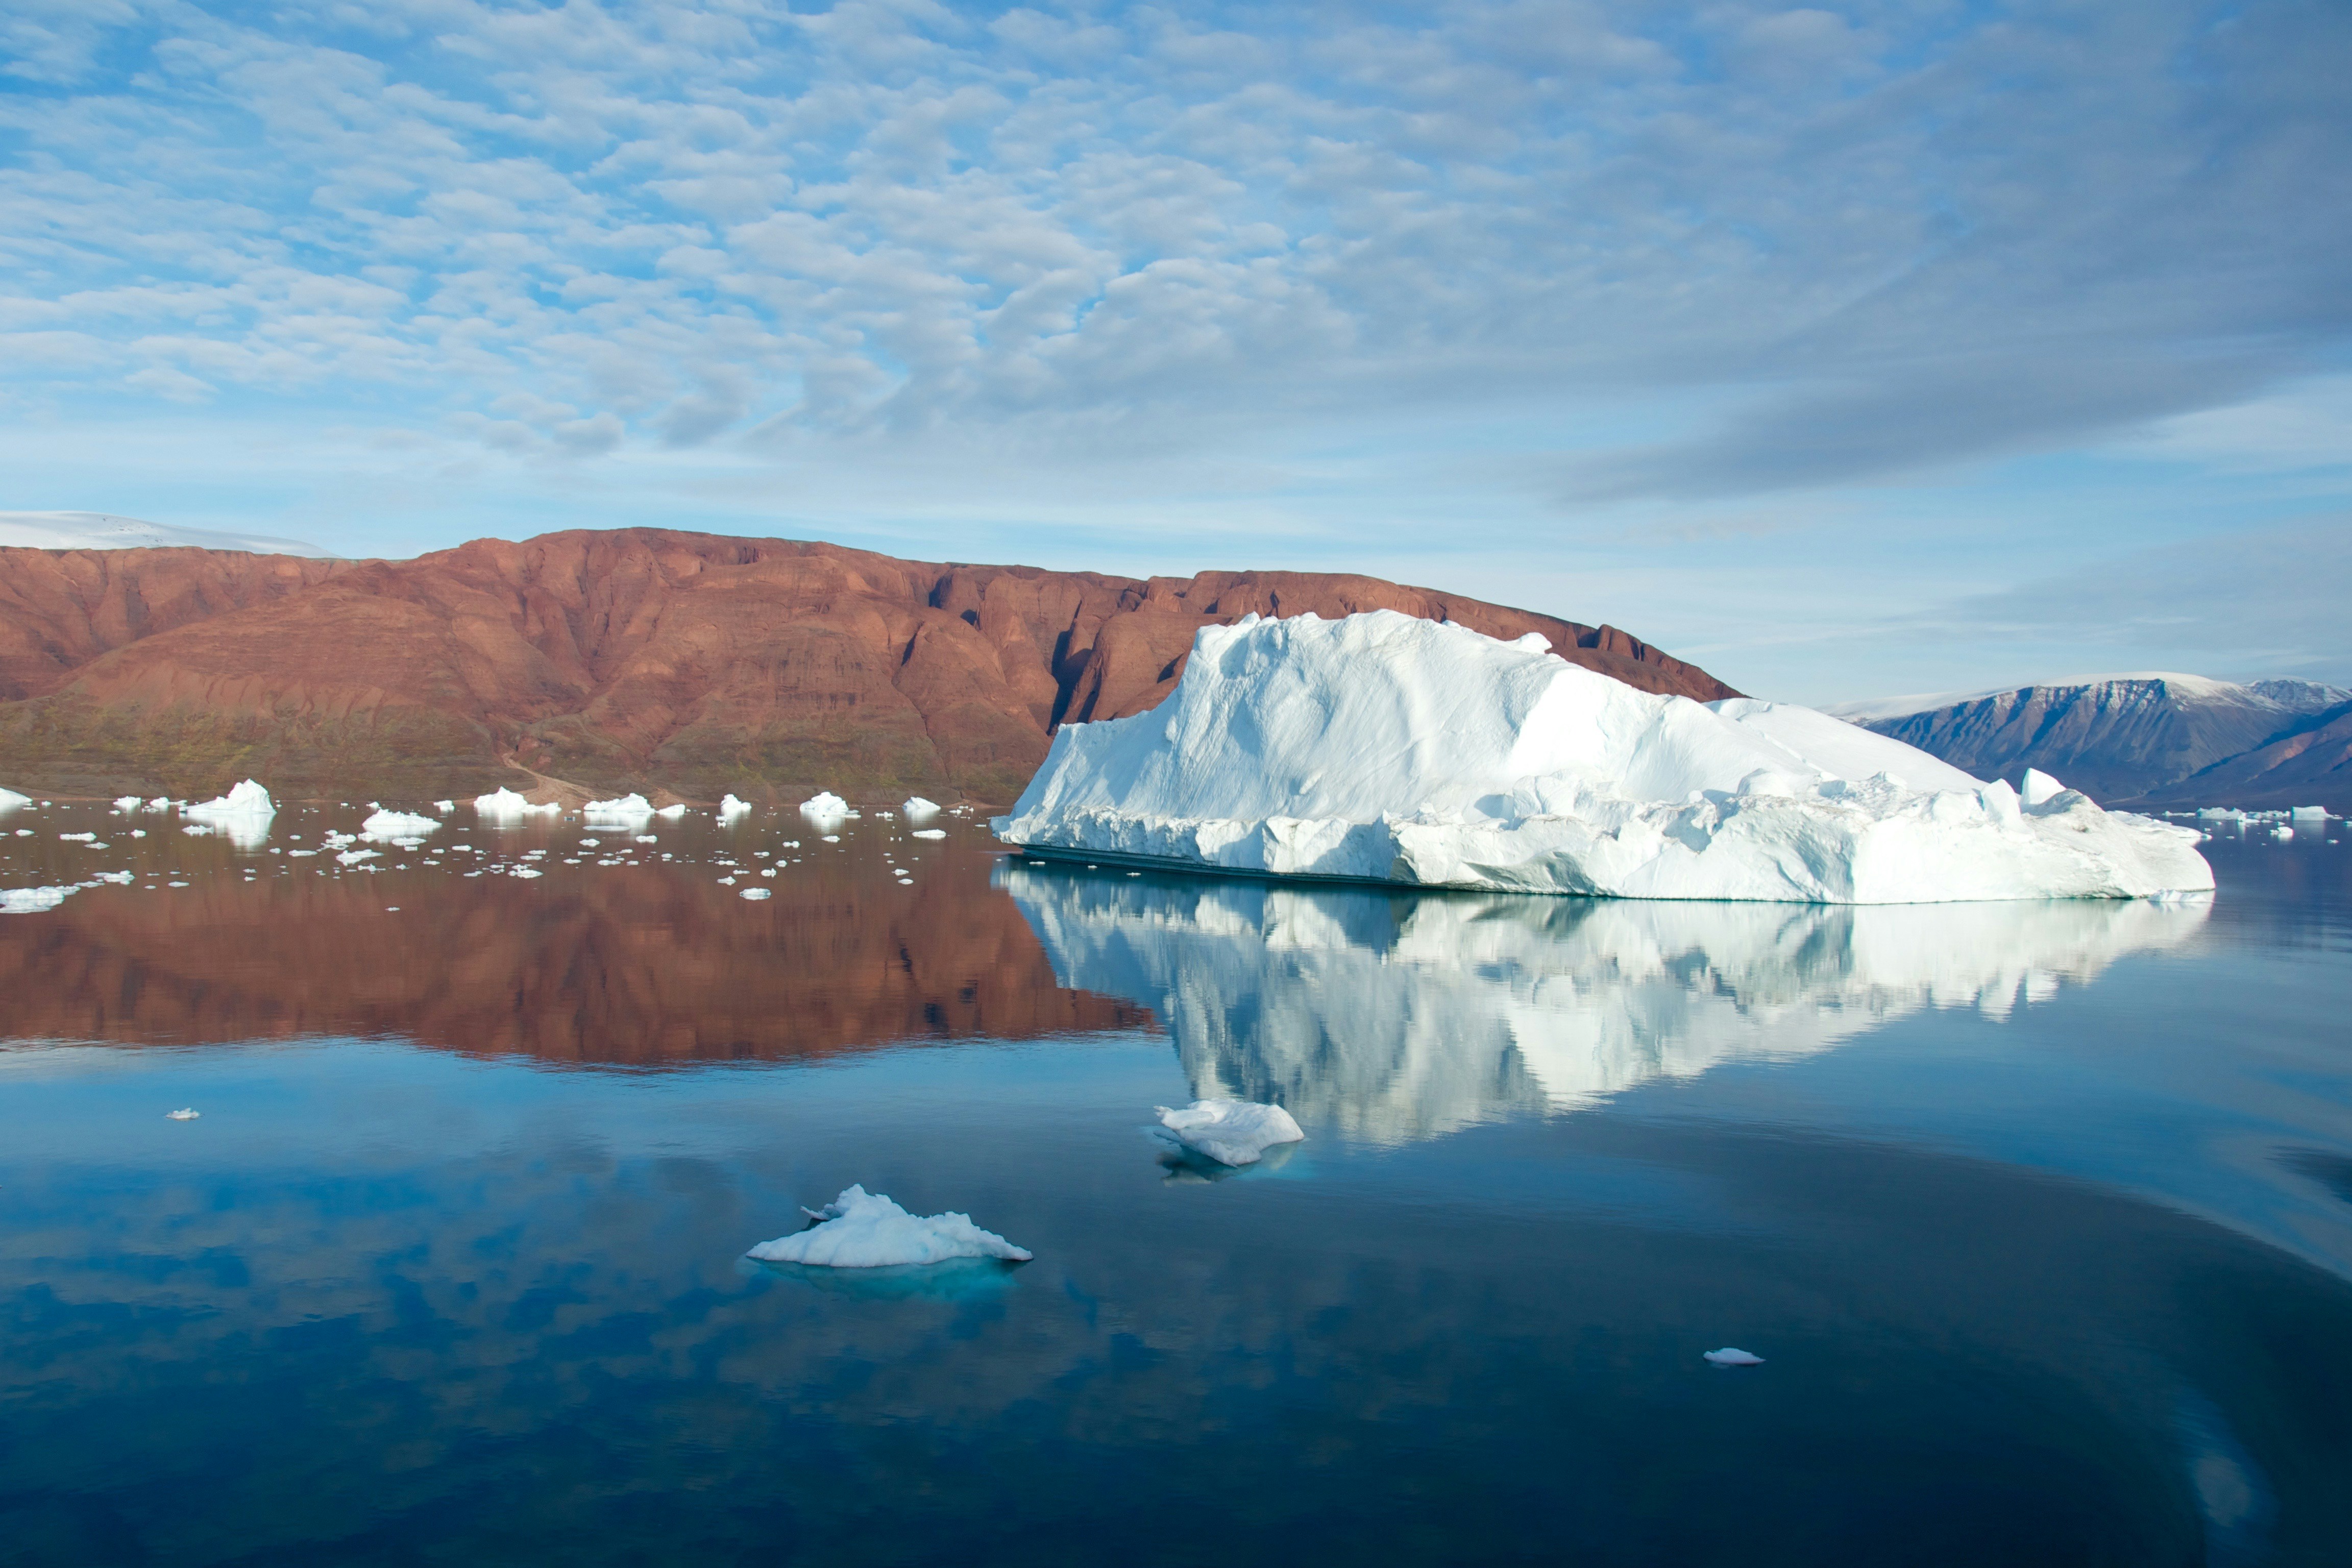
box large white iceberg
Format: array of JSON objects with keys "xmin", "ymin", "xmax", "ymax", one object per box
[
  {"xmin": 745, "ymin": 1186, "xmax": 1032, "ymax": 1268},
  {"xmin": 994, "ymin": 612, "xmax": 2212, "ymax": 903}
]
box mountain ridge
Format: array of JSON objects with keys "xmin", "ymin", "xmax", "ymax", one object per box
[{"xmin": 0, "ymin": 527, "xmax": 1737, "ymax": 803}]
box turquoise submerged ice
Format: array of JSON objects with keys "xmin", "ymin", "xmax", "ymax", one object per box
[{"xmin": 994, "ymin": 611, "xmax": 2214, "ymax": 903}]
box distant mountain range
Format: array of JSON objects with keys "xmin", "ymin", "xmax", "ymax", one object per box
[
  {"xmin": 0, "ymin": 510, "xmax": 328, "ymax": 557},
  {"xmin": 0, "ymin": 527, "xmax": 1735, "ymax": 803},
  {"xmin": 1828, "ymin": 674, "xmax": 2352, "ymax": 810}
]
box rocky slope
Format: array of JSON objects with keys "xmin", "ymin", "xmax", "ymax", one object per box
[
  {"xmin": 0, "ymin": 528, "xmax": 1736, "ymax": 803},
  {"xmin": 1831, "ymin": 674, "xmax": 2352, "ymax": 807}
]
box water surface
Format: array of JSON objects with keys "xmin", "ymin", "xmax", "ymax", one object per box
[{"xmin": 2, "ymin": 804, "xmax": 2348, "ymax": 1565}]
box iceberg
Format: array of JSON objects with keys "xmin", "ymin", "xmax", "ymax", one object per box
[
  {"xmin": 719, "ymin": 793, "xmax": 753, "ymax": 818},
  {"xmin": 746, "ymin": 1186, "xmax": 1032, "ymax": 1267},
  {"xmin": 584, "ymin": 793, "xmax": 656, "ymax": 825},
  {"xmin": 183, "ymin": 779, "xmax": 276, "ymax": 848},
  {"xmin": 475, "ymin": 787, "xmax": 559, "ymax": 820},
  {"xmin": 0, "ymin": 787, "xmax": 32, "ymax": 812},
  {"xmin": 112, "ymin": 795, "xmax": 142, "ymax": 811},
  {"xmin": 1155, "ymin": 1099, "xmax": 1305, "ymax": 1166},
  {"xmin": 2, "ymin": 885, "xmax": 77, "ymax": 914},
  {"xmin": 995, "ymin": 612, "xmax": 2212, "ymax": 903},
  {"xmin": 360, "ymin": 808, "xmax": 441, "ymax": 841},
  {"xmin": 904, "ymin": 796, "xmax": 941, "ymax": 820},
  {"xmin": 801, "ymin": 791, "xmax": 849, "ymax": 825}
]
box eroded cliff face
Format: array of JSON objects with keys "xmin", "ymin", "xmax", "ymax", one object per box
[{"xmin": 0, "ymin": 528, "xmax": 1737, "ymax": 801}]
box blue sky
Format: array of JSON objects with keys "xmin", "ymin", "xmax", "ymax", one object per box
[{"xmin": 2, "ymin": 0, "xmax": 2347, "ymax": 703}]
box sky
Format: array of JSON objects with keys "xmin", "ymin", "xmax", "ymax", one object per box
[{"xmin": 2, "ymin": 0, "xmax": 2348, "ymax": 704}]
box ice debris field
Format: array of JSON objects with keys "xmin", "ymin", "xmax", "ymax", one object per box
[
  {"xmin": 0, "ymin": 783, "xmax": 986, "ymax": 915},
  {"xmin": 995, "ymin": 612, "xmax": 2219, "ymax": 903}
]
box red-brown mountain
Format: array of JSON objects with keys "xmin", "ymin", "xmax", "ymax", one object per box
[{"xmin": 0, "ymin": 528, "xmax": 1737, "ymax": 802}]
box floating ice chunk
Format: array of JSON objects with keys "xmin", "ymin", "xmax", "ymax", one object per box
[
  {"xmin": 656, "ymin": 803, "xmax": 686, "ymax": 819},
  {"xmin": 360, "ymin": 809, "xmax": 440, "ymax": 841},
  {"xmin": 59, "ymin": 831, "xmax": 95, "ymax": 842},
  {"xmin": 112, "ymin": 795, "xmax": 142, "ymax": 811},
  {"xmin": 511, "ymin": 867, "xmax": 543, "ymax": 879},
  {"xmin": 720, "ymin": 793, "xmax": 752, "ymax": 818},
  {"xmin": 2019, "ymin": 768, "xmax": 2067, "ymax": 807},
  {"xmin": 800, "ymin": 790, "xmax": 849, "ymax": 824},
  {"xmin": 1704, "ymin": 1348, "xmax": 1764, "ymax": 1367},
  {"xmin": 741, "ymin": 886, "xmax": 771, "ymax": 900},
  {"xmin": 746, "ymin": 1185, "xmax": 1032, "ymax": 1267},
  {"xmin": 474, "ymin": 787, "xmax": 559, "ymax": 819},
  {"xmin": 1155, "ymin": 1099, "xmax": 1305, "ymax": 1167},
  {"xmin": 994, "ymin": 611, "xmax": 2212, "ymax": 903},
  {"xmin": 911, "ymin": 828, "xmax": 947, "ymax": 840},
  {"xmin": 0, "ymin": 787, "xmax": 30, "ymax": 812},
  {"xmin": 2292, "ymin": 805, "xmax": 2329, "ymax": 821},
  {"xmin": 183, "ymin": 780, "xmax": 276, "ymax": 845},
  {"xmin": 165, "ymin": 1108, "xmax": 201, "ymax": 1121},
  {"xmin": 903, "ymin": 796, "xmax": 941, "ymax": 820},
  {"xmin": 434, "ymin": 799, "xmax": 455, "ymax": 813},
  {"xmin": 336, "ymin": 848, "xmax": 380, "ymax": 865},
  {"xmin": 1, "ymin": 886, "xmax": 76, "ymax": 914},
  {"xmin": 146, "ymin": 796, "xmax": 170, "ymax": 811},
  {"xmin": 584, "ymin": 793, "xmax": 657, "ymax": 824},
  {"xmin": 2273, "ymin": 825, "xmax": 2295, "ymax": 841}
]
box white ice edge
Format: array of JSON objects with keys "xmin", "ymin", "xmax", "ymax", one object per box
[
  {"xmin": 994, "ymin": 612, "xmax": 2214, "ymax": 904},
  {"xmin": 746, "ymin": 1185, "xmax": 1032, "ymax": 1267}
]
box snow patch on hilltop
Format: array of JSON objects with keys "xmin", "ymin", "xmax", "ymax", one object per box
[{"xmin": 995, "ymin": 612, "xmax": 2211, "ymax": 903}]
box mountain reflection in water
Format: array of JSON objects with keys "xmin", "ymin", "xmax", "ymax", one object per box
[
  {"xmin": 1001, "ymin": 863, "xmax": 2211, "ymax": 1141},
  {"xmin": 0, "ymin": 834, "xmax": 1145, "ymax": 1062}
]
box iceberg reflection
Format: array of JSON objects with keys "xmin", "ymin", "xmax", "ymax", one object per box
[{"xmin": 1000, "ymin": 864, "xmax": 2211, "ymax": 1142}]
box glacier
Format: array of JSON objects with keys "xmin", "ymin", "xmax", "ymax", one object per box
[
  {"xmin": 746, "ymin": 1186, "xmax": 1032, "ymax": 1268},
  {"xmin": 993, "ymin": 612, "xmax": 2212, "ymax": 903}
]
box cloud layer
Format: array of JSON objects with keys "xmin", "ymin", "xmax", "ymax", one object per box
[{"xmin": 2, "ymin": 1, "xmax": 2348, "ymax": 696}]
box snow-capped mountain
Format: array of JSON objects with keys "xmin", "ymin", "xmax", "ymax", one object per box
[
  {"xmin": 1826, "ymin": 673, "xmax": 2352, "ymax": 805},
  {"xmin": 0, "ymin": 511, "xmax": 327, "ymax": 556}
]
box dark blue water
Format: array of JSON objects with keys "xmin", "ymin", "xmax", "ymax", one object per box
[{"xmin": 2, "ymin": 806, "xmax": 2349, "ymax": 1565}]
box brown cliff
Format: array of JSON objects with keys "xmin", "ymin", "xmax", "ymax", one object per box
[{"xmin": 0, "ymin": 528, "xmax": 1738, "ymax": 802}]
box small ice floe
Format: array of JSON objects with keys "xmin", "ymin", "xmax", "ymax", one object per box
[
  {"xmin": 903, "ymin": 796, "xmax": 941, "ymax": 821},
  {"xmin": 801, "ymin": 791, "xmax": 849, "ymax": 830},
  {"xmin": 656, "ymin": 803, "xmax": 686, "ymax": 819},
  {"xmin": 146, "ymin": 796, "xmax": 171, "ymax": 811},
  {"xmin": 474, "ymin": 787, "xmax": 559, "ymax": 819},
  {"xmin": 165, "ymin": 1108, "xmax": 200, "ymax": 1121},
  {"xmin": 1155, "ymin": 1099, "xmax": 1305, "ymax": 1167},
  {"xmin": 1703, "ymin": 1348, "xmax": 1765, "ymax": 1367},
  {"xmin": 584, "ymin": 793, "xmax": 657, "ymax": 825},
  {"xmin": 741, "ymin": 886, "xmax": 771, "ymax": 900},
  {"xmin": 59, "ymin": 831, "xmax": 95, "ymax": 842},
  {"xmin": 434, "ymin": 799, "xmax": 455, "ymax": 813},
  {"xmin": 183, "ymin": 780, "xmax": 276, "ymax": 847},
  {"xmin": 335, "ymin": 848, "xmax": 380, "ymax": 866},
  {"xmin": 360, "ymin": 808, "xmax": 440, "ymax": 841},
  {"xmin": 2, "ymin": 886, "xmax": 77, "ymax": 914},
  {"xmin": 720, "ymin": 793, "xmax": 753, "ymax": 818},
  {"xmin": 911, "ymin": 828, "xmax": 946, "ymax": 840},
  {"xmin": 511, "ymin": 867, "xmax": 543, "ymax": 879},
  {"xmin": 112, "ymin": 795, "xmax": 142, "ymax": 811},
  {"xmin": 746, "ymin": 1185, "xmax": 1032, "ymax": 1267}
]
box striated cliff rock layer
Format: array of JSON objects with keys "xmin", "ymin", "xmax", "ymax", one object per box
[{"xmin": 0, "ymin": 528, "xmax": 1736, "ymax": 802}]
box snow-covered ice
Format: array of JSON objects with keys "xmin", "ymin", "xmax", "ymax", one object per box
[
  {"xmin": 0, "ymin": 788, "xmax": 33, "ymax": 813},
  {"xmin": 1155, "ymin": 1099, "xmax": 1306, "ymax": 1166},
  {"xmin": 475, "ymin": 788, "xmax": 559, "ymax": 819},
  {"xmin": 584, "ymin": 793, "xmax": 656, "ymax": 824},
  {"xmin": 1704, "ymin": 1348, "xmax": 1765, "ymax": 1367},
  {"xmin": 361, "ymin": 808, "xmax": 441, "ymax": 841},
  {"xmin": 720, "ymin": 793, "xmax": 752, "ymax": 818},
  {"xmin": 434, "ymin": 799, "xmax": 455, "ymax": 813},
  {"xmin": 995, "ymin": 612, "xmax": 2213, "ymax": 903},
  {"xmin": 903, "ymin": 796, "xmax": 941, "ymax": 820},
  {"xmin": 112, "ymin": 795, "xmax": 142, "ymax": 811},
  {"xmin": 1, "ymin": 886, "xmax": 76, "ymax": 914},
  {"xmin": 165, "ymin": 1108, "xmax": 201, "ymax": 1120},
  {"xmin": 801, "ymin": 791, "xmax": 849, "ymax": 824},
  {"xmin": 746, "ymin": 1185, "xmax": 1032, "ymax": 1267},
  {"xmin": 741, "ymin": 886, "xmax": 772, "ymax": 900}
]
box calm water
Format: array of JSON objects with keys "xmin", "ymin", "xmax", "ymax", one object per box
[{"xmin": 2, "ymin": 803, "xmax": 2349, "ymax": 1565}]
